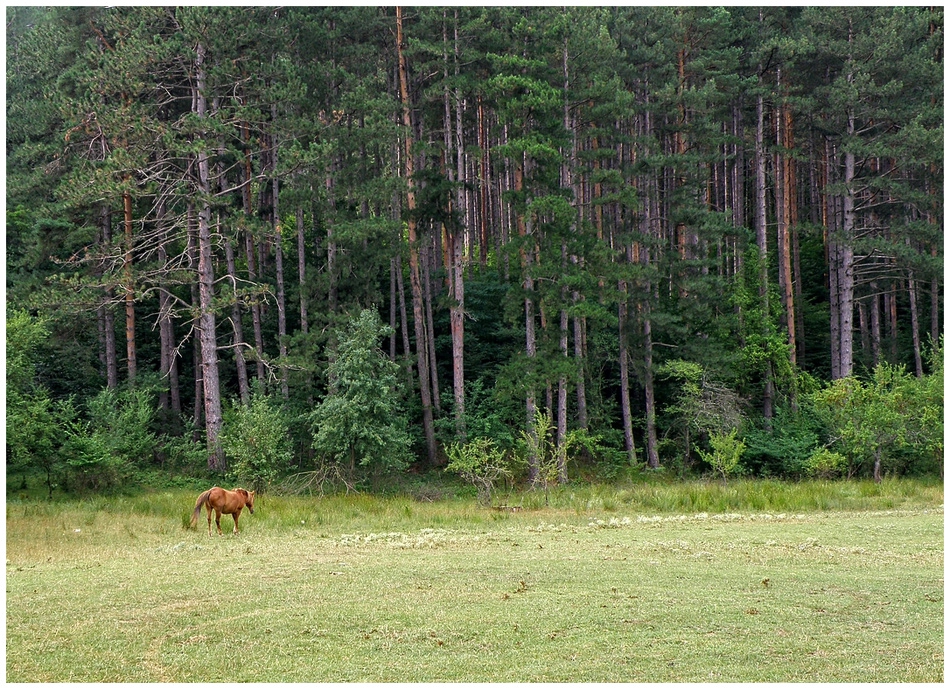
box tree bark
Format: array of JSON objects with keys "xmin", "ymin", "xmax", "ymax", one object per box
[
  {"xmin": 272, "ymin": 111, "xmax": 289, "ymax": 400},
  {"xmin": 837, "ymin": 118, "xmax": 856, "ymax": 379},
  {"xmin": 775, "ymin": 69, "xmax": 797, "ymax": 367},
  {"xmin": 618, "ymin": 288, "xmax": 636, "ymax": 465},
  {"xmin": 99, "ymin": 205, "xmax": 119, "ymax": 389},
  {"xmin": 516, "ymin": 155, "xmax": 539, "ymax": 483},
  {"xmin": 194, "ymin": 40, "xmax": 224, "ymax": 470},
  {"xmin": 396, "ymin": 6, "xmax": 438, "ymax": 467},
  {"xmin": 755, "ymin": 91, "xmax": 773, "ymax": 419},
  {"xmin": 422, "ymin": 239, "xmax": 441, "ymax": 414},
  {"xmin": 122, "ymin": 188, "xmax": 136, "ymax": 384},
  {"xmin": 157, "ymin": 241, "xmax": 181, "ymax": 416},
  {"xmin": 297, "ymin": 206, "xmax": 309, "ymax": 335},
  {"xmin": 449, "ymin": 224, "xmax": 466, "ymax": 437},
  {"xmin": 225, "ymin": 238, "xmax": 250, "ymax": 405},
  {"xmin": 642, "ymin": 298, "xmax": 660, "ymax": 469},
  {"xmin": 557, "ymin": 280, "xmax": 569, "ymax": 484},
  {"xmin": 908, "ymin": 272, "xmax": 923, "ymax": 377},
  {"xmin": 187, "ymin": 205, "xmax": 203, "ymax": 432},
  {"xmin": 443, "ymin": 13, "xmax": 466, "ymax": 438}
]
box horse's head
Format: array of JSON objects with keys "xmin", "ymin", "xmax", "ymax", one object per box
[{"xmin": 245, "ymin": 490, "xmax": 255, "ymax": 514}]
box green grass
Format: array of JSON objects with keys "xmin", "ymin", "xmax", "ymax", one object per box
[{"xmin": 6, "ymin": 479, "xmax": 943, "ymax": 682}]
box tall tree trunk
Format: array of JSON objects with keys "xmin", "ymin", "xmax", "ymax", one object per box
[
  {"xmin": 834, "ymin": 31, "xmax": 858, "ymax": 379},
  {"xmin": 443, "ymin": 12, "xmax": 466, "ymax": 438},
  {"xmin": 775, "ymin": 69, "xmax": 797, "ymax": 368},
  {"xmin": 122, "ymin": 188, "xmax": 136, "ymax": 384},
  {"xmin": 156, "ymin": 201, "xmax": 180, "ymax": 416},
  {"xmin": 837, "ymin": 114, "xmax": 856, "ymax": 379},
  {"xmin": 516, "ymin": 156, "xmax": 539, "ymax": 483},
  {"xmin": 396, "ymin": 6, "xmax": 437, "ymax": 467},
  {"xmin": 297, "ymin": 206, "xmax": 309, "ymax": 335},
  {"xmin": 389, "ymin": 255, "xmax": 398, "ymax": 360},
  {"xmin": 272, "ymin": 111, "xmax": 288, "ymax": 400},
  {"xmin": 826, "ymin": 140, "xmax": 842, "ymax": 378},
  {"xmin": 422, "ymin": 240, "xmax": 441, "ymax": 413},
  {"xmin": 674, "ymin": 43, "xmax": 689, "ymax": 268},
  {"xmin": 557, "ymin": 278, "xmax": 569, "ymax": 485},
  {"xmin": 225, "ymin": 239, "xmax": 250, "ymax": 405},
  {"xmin": 642, "ymin": 298, "xmax": 660, "ymax": 469},
  {"xmin": 555, "ymin": 35, "xmax": 570, "ymax": 484},
  {"xmin": 195, "ymin": 41, "xmax": 224, "ymax": 471},
  {"xmin": 477, "ymin": 95, "xmax": 490, "ymax": 270},
  {"xmin": 908, "ymin": 272, "xmax": 923, "ymax": 377},
  {"xmin": 870, "ymin": 282, "xmax": 882, "ymax": 367},
  {"xmin": 325, "ymin": 163, "xmax": 339, "ymax": 317},
  {"xmin": 449, "ymin": 223, "xmax": 466, "ymax": 438},
  {"xmin": 886, "ymin": 284, "xmax": 899, "ymax": 363},
  {"xmin": 573, "ymin": 313, "xmax": 588, "ymax": 431},
  {"xmin": 99, "ymin": 205, "xmax": 119, "ymax": 389},
  {"xmin": 640, "ymin": 105, "xmax": 660, "ymax": 470},
  {"xmin": 754, "ymin": 91, "xmax": 773, "ymax": 419},
  {"xmin": 187, "ymin": 206, "xmax": 203, "ymax": 432},
  {"xmin": 931, "ymin": 273, "xmax": 940, "ymax": 345},
  {"xmin": 395, "ymin": 252, "xmax": 414, "ymax": 384},
  {"xmin": 618, "ymin": 285, "xmax": 636, "ymax": 465},
  {"xmin": 157, "ymin": 243, "xmax": 181, "ymax": 416}
]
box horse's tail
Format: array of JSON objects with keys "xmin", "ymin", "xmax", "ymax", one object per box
[{"xmin": 190, "ymin": 489, "xmax": 212, "ymax": 528}]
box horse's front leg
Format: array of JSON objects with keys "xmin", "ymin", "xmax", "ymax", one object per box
[{"xmin": 232, "ymin": 508, "xmax": 242, "ymax": 534}]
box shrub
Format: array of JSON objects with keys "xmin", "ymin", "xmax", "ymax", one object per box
[
  {"xmin": 310, "ymin": 309, "xmax": 411, "ymax": 478},
  {"xmin": 742, "ymin": 405, "xmax": 823, "ymax": 477},
  {"xmin": 445, "ymin": 437, "xmax": 520, "ymax": 505},
  {"xmin": 805, "ymin": 448, "xmax": 847, "ymax": 479},
  {"xmin": 61, "ymin": 386, "xmax": 158, "ymax": 492},
  {"xmin": 220, "ymin": 386, "xmax": 293, "ymax": 492},
  {"xmin": 658, "ymin": 360, "xmax": 745, "ymax": 463},
  {"xmin": 810, "ymin": 346, "xmax": 943, "ymax": 481},
  {"xmin": 698, "ymin": 429, "xmax": 746, "ymax": 484}
]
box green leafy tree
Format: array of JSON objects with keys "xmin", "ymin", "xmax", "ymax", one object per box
[
  {"xmin": 804, "ymin": 448, "xmax": 848, "ymax": 479},
  {"xmin": 220, "ymin": 385, "xmax": 293, "ymax": 492},
  {"xmin": 658, "ymin": 360, "xmax": 746, "ymax": 468},
  {"xmin": 310, "ymin": 309, "xmax": 411, "ymax": 479},
  {"xmin": 445, "ymin": 437, "xmax": 521, "ymax": 506},
  {"xmin": 698, "ymin": 430, "xmax": 746, "ymax": 484},
  {"xmin": 61, "ymin": 385, "xmax": 157, "ymax": 491},
  {"xmin": 6, "ymin": 310, "xmax": 69, "ymax": 495},
  {"xmin": 811, "ymin": 346, "xmax": 943, "ymax": 481}
]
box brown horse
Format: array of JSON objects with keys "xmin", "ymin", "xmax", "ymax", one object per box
[{"xmin": 190, "ymin": 486, "xmax": 255, "ymax": 536}]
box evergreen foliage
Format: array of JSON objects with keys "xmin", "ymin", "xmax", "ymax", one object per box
[
  {"xmin": 220, "ymin": 384, "xmax": 293, "ymax": 492},
  {"xmin": 309, "ymin": 309, "xmax": 411, "ymax": 479},
  {"xmin": 5, "ymin": 7, "xmax": 942, "ymax": 494}
]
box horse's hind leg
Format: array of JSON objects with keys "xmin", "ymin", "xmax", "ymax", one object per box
[
  {"xmin": 232, "ymin": 509, "xmax": 241, "ymax": 534},
  {"xmin": 214, "ymin": 509, "xmax": 224, "ymax": 535},
  {"xmin": 205, "ymin": 504, "xmax": 213, "ymax": 536}
]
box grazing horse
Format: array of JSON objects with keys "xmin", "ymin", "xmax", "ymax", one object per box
[{"xmin": 190, "ymin": 486, "xmax": 255, "ymax": 536}]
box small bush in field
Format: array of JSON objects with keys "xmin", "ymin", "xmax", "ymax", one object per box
[
  {"xmin": 445, "ymin": 437, "xmax": 520, "ymax": 505},
  {"xmin": 698, "ymin": 429, "xmax": 745, "ymax": 484},
  {"xmin": 220, "ymin": 386, "xmax": 292, "ymax": 492},
  {"xmin": 805, "ymin": 447, "xmax": 847, "ymax": 479}
]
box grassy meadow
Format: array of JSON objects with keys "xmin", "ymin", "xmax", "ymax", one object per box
[{"xmin": 5, "ymin": 478, "xmax": 944, "ymax": 682}]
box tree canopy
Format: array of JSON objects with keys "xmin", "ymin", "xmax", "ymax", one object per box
[{"xmin": 6, "ymin": 6, "xmax": 943, "ymax": 492}]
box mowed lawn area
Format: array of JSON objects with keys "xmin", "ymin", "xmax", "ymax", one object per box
[{"xmin": 5, "ymin": 480, "xmax": 944, "ymax": 682}]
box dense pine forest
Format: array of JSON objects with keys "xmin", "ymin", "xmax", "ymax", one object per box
[{"xmin": 6, "ymin": 6, "xmax": 943, "ymax": 495}]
